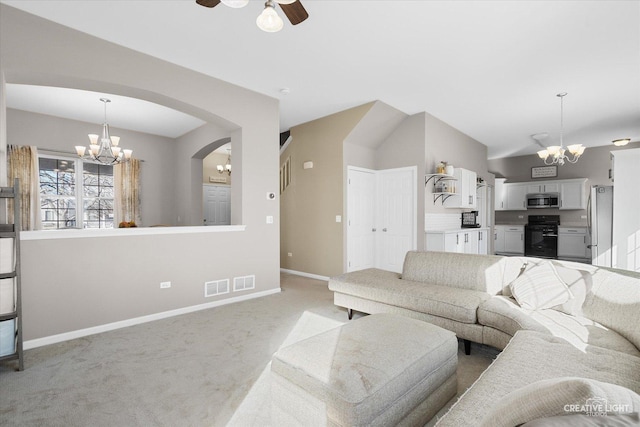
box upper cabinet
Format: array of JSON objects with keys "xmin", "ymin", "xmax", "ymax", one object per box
[
  {"xmin": 526, "ymin": 183, "xmax": 559, "ymax": 194},
  {"xmin": 495, "ymin": 178, "xmax": 507, "ymax": 211},
  {"xmin": 505, "ymin": 183, "xmax": 527, "ymax": 210},
  {"xmin": 496, "ymin": 178, "xmax": 587, "ymax": 211},
  {"xmin": 559, "ymin": 179, "xmax": 588, "ymax": 210},
  {"xmin": 443, "ymin": 168, "xmax": 477, "ymax": 209}
]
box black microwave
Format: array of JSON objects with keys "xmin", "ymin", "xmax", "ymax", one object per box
[{"xmin": 526, "ymin": 193, "xmax": 560, "ymax": 209}]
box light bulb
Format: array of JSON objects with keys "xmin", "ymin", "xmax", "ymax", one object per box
[
  {"xmin": 567, "ymin": 144, "xmax": 583, "ymax": 155},
  {"xmin": 221, "ymin": 0, "xmax": 249, "ymax": 7},
  {"xmin": 88, "ymin": 134, "xmax": 99, "ymax": 145},
  {"xmin": 110, "ymin": 136, "xmax": 120, "ymax": 146},
  {"xmin": 75, "ymin": 146, "xmax": 87, "ymax": 157},
  {"xmin": 537, "ymin": 150, "xmax": 549, "ymax": 159},
  {"xmin": 123, "ymin": 149, "xmax": 133, "ymax": 160},
  {"xmin": 257, "ymin": 5, "xmax": 284, "ymax": 32}
]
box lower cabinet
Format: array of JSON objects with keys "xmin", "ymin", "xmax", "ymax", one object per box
[
  {"xmin": 558, "ymin": 227, "xmax": 590, "ymax": 261},
  {"xmin": 426, "ymin": 229, "xmax": 488, "ymax": 255},
  {"xmin": 494, "ymin": 225, "xmax": 525, "ymax": 255}
]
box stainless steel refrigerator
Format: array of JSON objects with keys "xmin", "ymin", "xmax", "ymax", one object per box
[{"xmin": 587, "ymin": 185, "xmax": 613, "ymax": 267}]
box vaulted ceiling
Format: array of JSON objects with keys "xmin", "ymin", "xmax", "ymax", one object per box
[{"xmin": 2, "ymin": 1, "xmax": 639, "ymax": 159}]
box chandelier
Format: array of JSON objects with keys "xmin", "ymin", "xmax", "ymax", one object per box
[
  {"xmin": 217, "ymin": 149, "xmax": 231, "ymax": 176},
  {"xmin": 75, "ymin": 98, "xmax": 132, "ymax": 165},
  {"xmin": 536, "ymin": 92, "xmax": 585, "ymax": 165}
]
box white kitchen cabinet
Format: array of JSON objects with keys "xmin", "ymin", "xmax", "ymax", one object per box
[
  {"xmin": 559, "ymin": 179, "xmax": 587, "ymax": 210},
  {"xmin": 478, "ymin": 229, "xmax": 489, "ymax": 255},
  {"xmin": 558, "ymin": 227, "xmax": 590, "ymax": 260},
  {"xmin": 443, "ymin": 168, "xmax": 477, "ymax": 209},
  {"xmin": 505, "ymin": 184, "xmax": 527, "ymax": 210},
  {"xmin": 426, "ymin": 229, "xmax": 486, "ymax": 254},
  {"xmin": 495, "ymin": 178, "xmax": 507, "ymax": 211},
  {"xmin": 526, "ymin": 183, "xmax": 559, "ymax": 194},
  {"xmin": 494, "ymin": 225, "xmax": 524, "ymax": 255},
  {"xmin": 494, "ymin": 227, "xmax": 505, "ymax": 254}
]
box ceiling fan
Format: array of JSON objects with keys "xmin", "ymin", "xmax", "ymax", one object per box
[{"xmin": 196, "ymin": 0, "xmax": 309, "ymax": 32}]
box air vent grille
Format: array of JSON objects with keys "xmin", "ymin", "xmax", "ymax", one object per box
[
  {"xmin": 233, "ymin": 275, "xmax": 255, "ymax": 292},
  {"xmin": 204, "ymin": 279, "xmax": 229, "ymax": 298}
]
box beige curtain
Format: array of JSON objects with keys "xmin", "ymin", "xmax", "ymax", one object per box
[
  {"xmin": 114, "ymin": 158, "xmax": 141, "ymax": 227},
  {"xmin": 7, "ymin": 145, "xmax": 41, "ymax": 231}
]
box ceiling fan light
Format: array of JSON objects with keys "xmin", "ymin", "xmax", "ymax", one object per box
[
  {"xmin": 257, "ymin": 5, "xmax": 284, "ymax": 32},
  {"xmin": 612, "ymin": 138, "xmax": 631, "ymax": 146},
  {"xmin": 221, "ymin": 0, "xmax": 249, "ymax": 7}
]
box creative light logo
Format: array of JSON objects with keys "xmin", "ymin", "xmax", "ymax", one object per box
[{"xmin": 564, "ymin": 396, "xmax": 632, "ymax": 417}]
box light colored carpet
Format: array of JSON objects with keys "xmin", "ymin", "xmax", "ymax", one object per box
[{"xmin": 0, "ymin": 272, "xmax": 498, "ymax": 426}]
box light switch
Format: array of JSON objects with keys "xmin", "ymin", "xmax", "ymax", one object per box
[
  {"xmin": 266, "ymin": 215, "xmax": 274, "ymax": 224},
  {"xmin": 336, "ymin": 215, "xmax": 342, "ymax": 223}
]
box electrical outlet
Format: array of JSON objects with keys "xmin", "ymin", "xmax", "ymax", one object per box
[
  {"xmin": 160, "ymin": 281, "xmax": 171, "ymax": 289},
  {"xmin": 518, "ymin": 215, "xmax": 524, "ymax": 219},
  {"xmin": 288, "ymin": 252, "xmax": 293, "ymax": 257},
  {"xmin": 266, "ymin": 215, "xmax": 274, "ymax": 224},
  {"xmin": 581, "ymin": 215, "xmax": 587, "ymax": 219}
]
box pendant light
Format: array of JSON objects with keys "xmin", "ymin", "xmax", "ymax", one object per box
[{"xmin": 536, "ymin": 92, "xmax": 585, "ymax": 166}]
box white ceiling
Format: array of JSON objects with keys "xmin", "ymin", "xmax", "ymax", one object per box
[{"xmin": 2, "ymin": 0, "xmax": 639, "ymax": 159}]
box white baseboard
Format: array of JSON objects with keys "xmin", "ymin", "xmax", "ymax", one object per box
[
  {"xmin": 280, "ymin": 268, "xmax": 329, "ymax": 282},
  {"xmin": 24, "ymin": 288, "xmax": 281, "ymax": 350}
]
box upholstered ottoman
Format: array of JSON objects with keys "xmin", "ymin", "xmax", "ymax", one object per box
[{"xmin": 270, "ymin": 313, "xmax": 458, "ymax": 426}]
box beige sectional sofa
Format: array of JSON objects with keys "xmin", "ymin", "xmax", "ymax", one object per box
[{"xmin": 328, "ymin": 250, "xmax": 640, "ymax": 424}]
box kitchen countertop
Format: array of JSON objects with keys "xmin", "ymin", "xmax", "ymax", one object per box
[{"xmin": 425, "ymin": 227, "xmax": 490, "ymax": 233}]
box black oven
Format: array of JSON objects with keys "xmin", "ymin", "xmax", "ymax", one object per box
[{"xmin": 525, "ymin": 215, "xmax": 560, "ymax": 259}]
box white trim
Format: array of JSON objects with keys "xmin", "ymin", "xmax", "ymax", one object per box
[
  {"xmin": 21, "ymin": 225, "xmax": 246, "ymax": 240},
  {"xmin": 23, "ymin": 287, "xmax": 280, "ymax": 350},
  {"xmin": 280, "ymin": 268, "xmax": 329, "ymax": 282},
  {"xmin": 279, "ymin": 135, "xmax": 293, "ymax": 155}
]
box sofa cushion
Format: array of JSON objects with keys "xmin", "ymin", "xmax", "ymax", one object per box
[
  {"xmin": 478, "ymin": 296, "xmax": 640, "ymax": 356},
  {"xmin": 435, "ymin": 330, "xmax": 640, "ymax": 427},
  {"xmin": 509, "ymin": 261, "xmax": 574, "ymax": 310},
  {"xmin": 401, "ymin": 251, "xmax": 510, "ymax": 295},
  {"xmin": 582, "ymin": 269, "xmax": 640, "ymax": 352},
  {"xmin": 330, "ymin": 268, "xmax": 490, "ymax": 324},
  {"xmin": 479, "ymin": 377, "xmax": 640, "ymax": 427}
]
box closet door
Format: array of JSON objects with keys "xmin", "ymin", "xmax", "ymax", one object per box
[
  {"xmin": 376, "ymin": 167, "xmax": 416, "ymax": 273},
  {"xmin": 346, "ymin": 168, "xmax": 376, "ymax": 272}
]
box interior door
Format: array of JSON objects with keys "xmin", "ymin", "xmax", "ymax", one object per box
[
  {"xmin": 376, "ymin": 167, "xmax": 417, "ymax": 273},
  {"xmin": 346, "ymin": 168, "xmax": 376, "ymax": 272},
  {"xmin": 203, "ymin": 184, "xmax": 231, "ymax": 226}
]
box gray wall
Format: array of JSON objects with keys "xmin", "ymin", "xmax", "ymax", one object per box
[{"xmin": 1, "ymin": 5, "xmax": 280, "ymax": 342}]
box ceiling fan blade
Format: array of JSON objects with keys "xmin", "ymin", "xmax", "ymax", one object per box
[
  {"xmin": 279, "ymin": 1, "xmax": 309, "ymax": 26},
  {"xmin": 196, "ymin": 0, "xmax": 221, "ymax": 8}
]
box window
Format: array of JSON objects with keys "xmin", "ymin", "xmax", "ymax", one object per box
[{"xmin": 39, "ymin": 156, "xmax": 114, "ymax": 229}]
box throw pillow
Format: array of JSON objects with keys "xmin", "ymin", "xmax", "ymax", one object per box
[
  {"xmin": 479, "ymin": 377, "xmax": 640, "ymax": 427},
  {"xmin": 549, "ymin": 262, "xmax": 593, "ymax": 316},
  {"xmin": 509, "ymin": 261, "xmax": 573, "ymax": 310}
]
